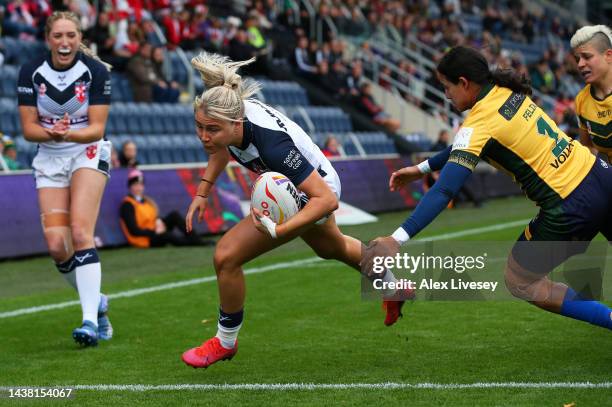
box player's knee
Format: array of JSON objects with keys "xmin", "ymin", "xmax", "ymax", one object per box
[
  {"xmin": 70, "ymin": 222, "xmax": 92, "ymax": 249},
  {"xmin": 213, "ymin": 245, "xmax": 240, "ymax": 275},
  {"xmin": 44, "ymin": 232, "xmax": 69, "ymax": 262},
  {"xmin": 504, "ymin": 260, "xmax": 547, "ymax": 302},
  {"xmin": 504, "ymin": 268, "xmax": 525, "ymax": 300}
]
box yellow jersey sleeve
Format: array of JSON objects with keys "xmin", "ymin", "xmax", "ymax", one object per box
[{"xmin": 448, "ymin": 116, "xmax": 490, "ymax": 171}]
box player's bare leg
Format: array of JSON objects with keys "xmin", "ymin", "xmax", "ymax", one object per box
[
  {"xmin": 69, "ymin": 169, "xmax": 109, "ymax": 345},
  {"xmin": 182, "ymin": 216, "xmax": 294, "ymax": 368}
]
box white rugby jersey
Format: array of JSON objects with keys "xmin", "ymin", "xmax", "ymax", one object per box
[
  {"xmin": 17, "ymin": 52, "xmax": 111, "ymax": 154},
  {"xmin": 229, "ymin": 99, "xmax": 333, "ymax": 188}
]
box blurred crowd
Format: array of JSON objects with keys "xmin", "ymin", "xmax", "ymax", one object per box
[
  {"xmin": 288, "ymin": 0, "xmax": 585, "ymax": 137},
  {"xmin": 0, "ymin": 0, "xmax": 599, "ymax": 155},
  {"xmin": 0, "ymin": 133, "xmax": 21, "ymax": 172}
]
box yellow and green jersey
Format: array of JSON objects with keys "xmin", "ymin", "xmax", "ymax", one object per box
[
  {"xmin": 449, "ymin": 84, "xmax": 595, "ymax": 209},
  {"xmin": 575, "ymin": 84, "xmax": 612, "ymax": 161}
]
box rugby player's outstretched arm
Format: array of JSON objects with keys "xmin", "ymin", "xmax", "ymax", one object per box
[
  {"xmin": 398, "ymin": 162, "xmax": 472, "ymax": 240},
  {"xmin": 185, "ymin": 149, "xmax": 230, "ymax": 232}
]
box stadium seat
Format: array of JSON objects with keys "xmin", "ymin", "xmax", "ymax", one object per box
[
  {"xmin": 259, "ymin": 80, "xmax": 309, "ymax": 106},
  {"xmin": 403, "ymin": 132, "xmax": 432, "ymax": 152},
  {"xmin": 14, "ymin": 136, "xmax": 36, "ymax": 168},
  {"xmin": 357, "ymin": 132, "xmax": 398, "ymax": 155},
  {"xmin": 0, "ymin": 65, "xmax": 18, "ymax": 98}
]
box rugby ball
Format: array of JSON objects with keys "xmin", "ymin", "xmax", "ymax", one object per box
[{"xmin": 251, "ymin": 172, "xmax": 300, "ymax": 224}]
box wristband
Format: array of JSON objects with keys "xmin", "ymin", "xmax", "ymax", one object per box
[
  {"xmin": 260, "ymin": 215, "xmax": 278, "ymax": 238},
  {"xmin": 200, "ymin": 178, "xmax": 214, "ymax": 185},
  {"xmin": 391, "ymin": 227, "xmax": 410, "ymax": 245},
  {"xmin": 196, "ymin": 194, "xmax": 208, "ymax": 199},
  {"xmin": 417, "ymin": 160, "xmax": 432, "ymax": 174}
]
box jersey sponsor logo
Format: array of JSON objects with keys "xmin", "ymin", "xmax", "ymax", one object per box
[
  {"xmin": 75, "ymin": 81, "xmax": 87, "ymax": 103},
  {"xmin": 86, "ymin": 145, "xmax": 98, "ymax": 159},
  {"xmin": 283, "ymin": 149, "xmax": 303, "ymax": 169},
  {"xmin": 17, "ymin": 86, "xmax": 33, "ymax": 95},
  {"xmin": 40, "ymin": 116, "xmax": 88, "ymax": 126},
  {"xmin": 451, "ymin": 127, "xmax": 474, "ymax": 151},
  {"xmin": 498, "ymin": 92, "xmax": 526, "ymax": 121},
  {"xmin": 38, "ymin": 83, "xmax": 47, "ymax": 97},
  {"xmin": 103, "ymin": 80, "xmax": 111, "ymax": 96},
  {"xmin": 597, "ymin": 109, "xmax": 611, "ymax": 119},
  {"xmin": 549, "ymin": 140, "xmax": 575, "ymax": 169}
]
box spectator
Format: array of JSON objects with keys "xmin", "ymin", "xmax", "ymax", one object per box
[
  {"xmin": 119, "ymin": 169, "xmax": 212, "ymax": 248},
  {"xmin": 86, "ymin": 11, "xmax": 130, "ymax": 71},
  {"xmin": 192, "ymin": 6, "xmax": 215, "ymax": 50},
  {"xmin": 378, "ymin": 66, "xmax": 393, "ymax": 91},
  {"xmin": 346, "ymin": 60, "xmax": 365, "ymax": 98},
  {"xmin": 530, "ymin": 58, "xmax": 555, "ymax": 94},
  {"xmin": 2, "ymin": 136, "xmax": 22, "ymax": 170},
  {"xmin": 142, "ymin": 18, "xmax": 162, "ymax": 47},
  {"xmin": 161, "ymin": 9, "xmax": 182, "ymax": 49},
  {"xmin": 126, "ymin": 42, "xmax": 163, "ymax": 103},
  {"xmin": 110, "ymin": 145, "xmax": 121, "ymax": 169},
  {"xmin": 178, "ymin": 9, "xmax": 197, "ymax": 50},
  {"xmin": 431, "ymin": 129, "xmax": 450, "ymax": 151},
  {"xmin": 424, "ymin": 130, "xmax": 482, "ymax": 208},
  {"xmin": 228, "ymin": 28, "xmax": 256, "ymax": 65},
  {"xmin": 151, "ymin": 46, "xmax": 180, "ymax": 103},
  {"xmin": 357, "ymin": 82, "xmax": 401, "ymax": 133},
  {"xmin": 316, "ymin": 41, "xmax": 332, "ymax": 65},
  {"xmin": 0, "ymin": 136, "xmax": 9, "ymax": 172},
  {"xmin": 329, "ymin": 59, "xmax": 349, "ymax": 97},
  {"xmin": 294, "ymin": 36, "xmax": 318, "ymax": 78},
  {"xmin": 3, "ymin": 0, "xmax": 40, "ymax": 40},
  {"xmin": 119, "ymin": 140, "xmax": 139, "ymax": 168},
  {"xmin": 329, "ymin": 38, "xmax": 345, "ymax": 65},
  {"xmin": 319, "ymin": 59, "xmax": 341, "ymax": 96},
  {"xmin": 316, "ymin": 2, "xmax": 335, "ymax": 43},
  {"xmin": 321, "ymin": 135, "xmax": 341, "ymax": 157},
  {"xmin": 114, "ymin": 21, "xmax": 143, "ymax": 57},
  {"xmin": 245, "ymin": 13, "xmax": 267, "ymax": 52}
]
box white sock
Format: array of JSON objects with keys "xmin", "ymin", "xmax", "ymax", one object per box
[
  {"xmin": 216, "ymin": 323, "xmax": 241, "ymax": 349},
  {"xmin": 76, "ymin": 263, "xmax": 101, "ymax": 327},
  {"xmin": 381, "ymin": 268, "xmax": 399, "ymax": 298}
]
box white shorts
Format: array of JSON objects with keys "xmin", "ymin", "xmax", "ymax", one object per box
[{"xmin": 32, "ymin": 140, "xmax": 112, "ymax": 189}]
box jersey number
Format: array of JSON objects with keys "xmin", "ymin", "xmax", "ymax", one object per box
[{"xmin": 536, "ymin": 117, "xmax": 568, "ymax": 158}]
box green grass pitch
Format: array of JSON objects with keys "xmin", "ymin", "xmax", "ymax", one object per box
[{"xmin": 0, "ymin": 197, "xmax": 610, "ymax": 406}]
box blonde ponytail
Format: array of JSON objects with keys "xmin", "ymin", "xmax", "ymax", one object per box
[
  {"xmin": 79, "ymin": 42, "xmax": 113, "ymax": 71},
  {"xmin": 191, "ymin": 52, "xmax": 261, "ymax": 122}
]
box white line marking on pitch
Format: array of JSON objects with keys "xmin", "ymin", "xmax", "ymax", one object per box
[
  {"xmin": 0, "ymin": 218, "xmax": 528, "ymax": 319},
  {"xmin": 1, "ymin": 382, "xmax": 610, "ymax": 391},
  {"xmin": 0, "ymin": 258, "xmax": 323, "ymax": 319}
]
